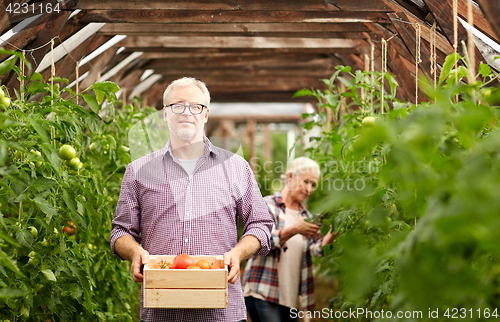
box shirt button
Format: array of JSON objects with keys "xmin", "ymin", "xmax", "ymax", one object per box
[{"xmin": 184, "ymin": 238, "xmax": 188, "ymax": 243}]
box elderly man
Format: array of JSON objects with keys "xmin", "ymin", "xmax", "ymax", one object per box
[{"xmin": 110, "ymin": 77, "xmax": 273, "ymax": 322}]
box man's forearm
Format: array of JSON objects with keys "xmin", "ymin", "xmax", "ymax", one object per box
[
  {"xmin": 231, "ymin": 235, "xmax": 261, "ymax": 261},
  {"xmin": 114, "ymin": 234, "xmax": 144, "ymax": 262}
]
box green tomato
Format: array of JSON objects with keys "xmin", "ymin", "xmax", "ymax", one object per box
[
  {"xmin": 59, "ymin": 144, "xmax": 76, "ymax": 160},
  {"xmin": 0, "ymin": 96, "xmax": 10, "ymax": 108},
  {"xmin": 0, "ymin": 87, "xmax": 5, "ymax": 97},
  {"xmin": 362, "ymin": 116, "xmax": 376, "ymax": 128},
  {"xmin": 28, "ymin": 226, "xmax": 38, "ymax": 238},
  {"xmin": 41, "ymin": 237, "xmax": 49, "ymax": 246},
  {"xmin": 30, "ymin": 150, "xmax": 42, "ymax": 167},
  {"xmin": 385, "ymin": 216, "xmax": 392, "ymax": 224},
  {"xmin": 14, "ymin": 150, "xmax": 23, "ymax": 158},
  {"xmin": 118, "ymin": 145, "xmax": 130, "ymax": 153},
  {"xmin": 89, "ymin": 142, "xmax": 97, "ymax": 153},
  {"xmin": 66, "ymin": 157, "xmax": 80, "ymax": 169}
]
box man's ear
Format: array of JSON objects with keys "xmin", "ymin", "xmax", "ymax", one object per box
[{"xmin": 204, "ymin": 108, "xmax": 209, "ymax": 123}]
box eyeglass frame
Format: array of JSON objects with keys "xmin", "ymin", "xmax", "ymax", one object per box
[{"xmin": 164, "ymin": 102, "xmax": 207, "ymax": 115}]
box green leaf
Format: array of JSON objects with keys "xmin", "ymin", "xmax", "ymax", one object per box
[
  {"xmin": 0, "ymin": 56, "xmax": 18, "ymax": 76},
  {"xmin": 293, "ymin": 88, "xmax": 313, "ymax": 98},
  {"xmin": 478, "ymin": 62, "xmax": 491, "ymax": 78},
  {"xmin": 62, "ymin": 190, "xmax": 77, "ymax": 214},
  {"xmin": 32, "ymin": 195, "xmax": 57, "ymax": 217},
  {"xmin": 94, "ymin": 89, "xmax": 105, "ymax": 105},
  {"xmin": 83, "ymin": 94, "xmax": 101, "ymax": 114},
  {"xmin": 438, "ymin": 53, "xmax": 460, "ymax": 86},
  {"xmin": 16, "ymin": 229, "xmax": 33, "ymax": 247},
  {"xmin": 0, "ymin": 288, "xmax": 28, "ymax": 298},
  {"xmin": 27, "ymin": 116, "xmax": 50, "ymax": 143},
  {"xmin": 0, "ymin": 250, "xmax": 25, "ymax": 277},
  {"xmin": 31, "ymin": 177, "xmax": 57, "ymax": 192},
  {"xmin": 30, "ymin": 72, "xmax": 43, "ymax": 81},
  {"xmin": 41, "ymin": 268, "xmax": 57, "ymax": 282}
]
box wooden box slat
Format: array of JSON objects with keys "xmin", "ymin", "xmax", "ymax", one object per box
[{"xmin": 144, "ymin": 289, "xmax": 228, "ymax": 309}]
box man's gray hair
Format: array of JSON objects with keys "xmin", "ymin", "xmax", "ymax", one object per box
[{"xmin": 162, "ymin": 77, "xmax": 211, "ymax": 107}]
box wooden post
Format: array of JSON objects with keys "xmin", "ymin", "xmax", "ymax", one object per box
[
  {"xmin": 262, "ymin": 123, "xmax": 272, "ymax": 162},
  {"xmin": 246, "ymin": 120, "xmax": 257, "ymax": 174}
]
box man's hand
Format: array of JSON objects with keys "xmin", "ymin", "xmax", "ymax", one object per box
[
  {"xmin": 114, "ymin": 235, "xmax": 150, "ymax": 283},
  {"xmin": 223, "ymin": 251, "xmax": 241, "ymax": 284},
  {"xmin": 224, "ymin": 235, "xmax": 261, "ymax": 284},
  {"xmin": 131, "ymin": 248, "xmax": 150, "ymax": 282}
]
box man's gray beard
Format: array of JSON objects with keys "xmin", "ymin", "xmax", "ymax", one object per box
[{"xmin": 175, "ymin": 127, "xmax": 202, "ymax": 142}]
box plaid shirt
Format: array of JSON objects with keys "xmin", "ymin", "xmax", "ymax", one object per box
[
  {"xmin": 110, "ymin": 136, "xmax": 273, "ymax": 322},
  {"xmin": 242, "ymin": 192, "xmax": 324, "ymax": 312}
]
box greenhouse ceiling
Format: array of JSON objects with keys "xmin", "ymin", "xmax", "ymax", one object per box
[{"xmin": 0, "ymin": 0, "xmax": 499, "ymax": 109}]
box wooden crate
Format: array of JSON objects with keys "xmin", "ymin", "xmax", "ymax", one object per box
[{"xmin": 143, "ymin": 255, "xmax": 228, "ymax": 309}]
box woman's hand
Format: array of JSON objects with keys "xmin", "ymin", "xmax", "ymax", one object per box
[{"xmin": 292, "ymin": 216, "xmax": 320, "ymax": 239}]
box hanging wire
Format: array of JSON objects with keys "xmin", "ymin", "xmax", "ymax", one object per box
[
  {"xmin": 370, "ymin": 43, "xmax": 375, "ymax": 114},
  {"xmin": 381, "ymin": 38, "xmax": 387, "ymax": 114},
  {"xmin": 467, "ymin": 0, "xmax": 475, "ymax": 83},
  {"xmin": 415, "ymin": 24, "xmax": 422, "ymax": 107},
  {"xmin": 430, "ymin": 22, "xmax": 437, "ymax": 88},
  {"xmin": 0, "ymin": 35, "xmax": 96, "ymax": 71}
]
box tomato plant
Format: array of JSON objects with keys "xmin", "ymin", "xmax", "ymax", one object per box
[
  {"xmin": 0, "ymin": 49, "xmax": 157, "ymax": 321},
  {"xmin": 296, "ymin": 53, "xmax": 500, "ymax": 321}
]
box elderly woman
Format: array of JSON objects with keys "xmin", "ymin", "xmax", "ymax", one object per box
[{"xmin": 242, "ymin": 157, "xmax": 337, "ymax": 322}]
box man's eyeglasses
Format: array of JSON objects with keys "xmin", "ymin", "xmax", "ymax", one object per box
[{"xmin": 165, "ymin": 103, "xmax": 207, "ymax": 115}]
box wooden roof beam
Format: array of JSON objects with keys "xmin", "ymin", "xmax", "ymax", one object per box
[
  {"xmin": 79, "ymin": 10, "xmax": 389, "ymax": 24},
  {"xmin": 115, "ymin": 35, "xmax": 368, "ymax": 49},
  {"xmin": 6, "ymin": 10, "xmax": 71, "ymax": 94},
  {"xmin": 73, "ymin": 0, "xmax": 387, "ymax": 11},
  {"xmin": 476, "ymin": 0, "xmax": 500, "ymax": 42},
  {"xmin": 99, "ymin": 22, "xmax": 371, "ymax": 34}
]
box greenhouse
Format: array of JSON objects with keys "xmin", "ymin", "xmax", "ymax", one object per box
[{"xmin": 1, "ymin": 0, "xmax": 500, "ymax": 321}]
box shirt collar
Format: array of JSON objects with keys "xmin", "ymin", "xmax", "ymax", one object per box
[
  {"xmin": 163, "ymin": 136, "xmax": 218, "ymax": 160},
  {"xmin": 273, "ymin": 191, "xmax": 308, "ymax": 215}
]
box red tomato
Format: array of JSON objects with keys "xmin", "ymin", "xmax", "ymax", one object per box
[
  {"xmin": 63, "ymin": 221, "xmax": 76, "ymax": 235},
  {"xmin": 172, "ymin": 254, "xmax": 193, "ymax": 269},
  {"xmin": 211, "ymin": 263, "xmax": 223, "ymax": 269},
  {"xmin": 187, "ymin": 264, "xmax": 201, "ymax": 269}
]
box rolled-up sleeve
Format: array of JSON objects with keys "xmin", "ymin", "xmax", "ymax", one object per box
[
  {"xmin": 110, "ymin": 164, "xmax": 142, "ymax": 259},
  {"xmin": 236, "ymin": 163, "xmax": 273, "ymax": 256},
  {"xmin": 309, "ymin": 231, "xmax": 324, "ymax": 257}
]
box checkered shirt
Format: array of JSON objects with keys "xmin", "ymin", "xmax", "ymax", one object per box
[
  {"xmin": 110, "ymin": 136, "xmax": 273, "ymax": 322},
  {"xmin": 242, "ymin": 192, "xmax": 324, "ymax": 312}
]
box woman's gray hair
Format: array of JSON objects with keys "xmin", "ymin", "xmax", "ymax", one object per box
[
  {"xmin": 286, "ymin": 157, "xmax": 320, "ymax": 177},
  {"xmin": 162, "ymin": 77, "xmax": 211, "ymax": 107}
]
